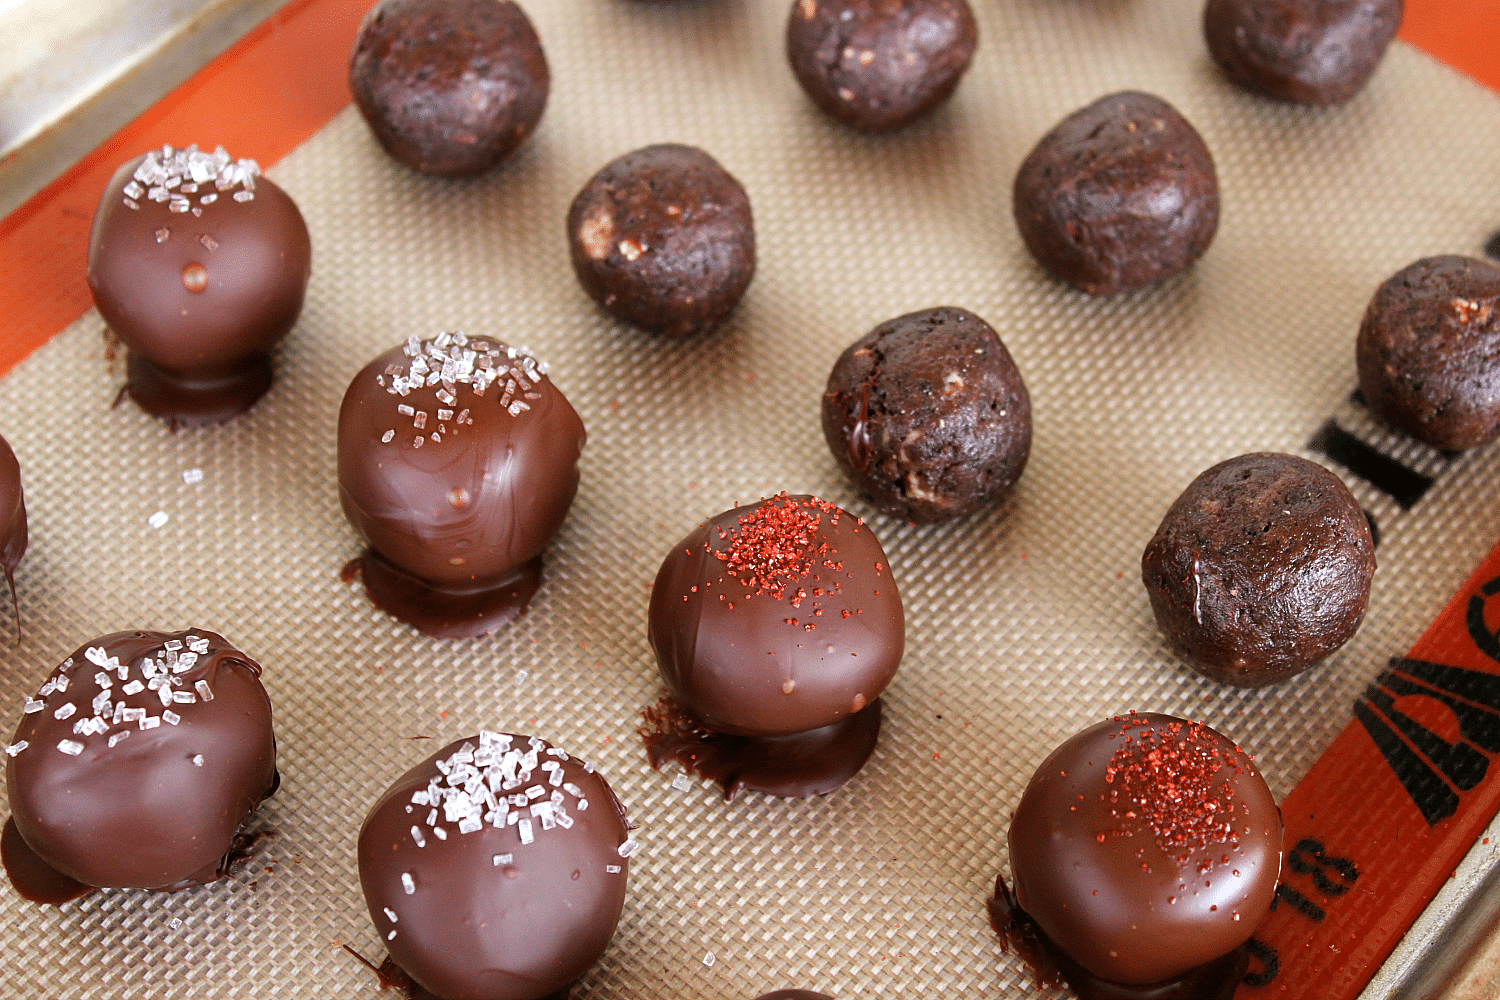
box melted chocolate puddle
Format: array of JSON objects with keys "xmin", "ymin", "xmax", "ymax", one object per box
[
  {"xmin": 2, "ymin": 817, "xmax": 92, "ymax": 904},
  {"xmin": 342, "ymin": 944, "xmax": 571, "ymax": 1000},
  {"xmin": 987, "ymin": 874, "xmax": 1248, "ymax": 1000},
  {"xmin": 640, "ymin": 696, "xmax": 882, "ymax": 800},
  {"xmin": 344, "ymin": 550, "xmax": 542, "ymax": 639},
  {"xmin": 124, "ymin": 351, "xmax": 274, "ymax": 428}
]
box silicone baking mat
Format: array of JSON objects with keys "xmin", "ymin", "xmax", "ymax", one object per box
[{"xmin": 2, "ymin": 1, "xmax": 1500, "ymax": 997}]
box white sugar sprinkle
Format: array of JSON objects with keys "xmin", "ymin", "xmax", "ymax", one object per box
[
  {"xmin": 162, "ymin": 710, "xmax": 180, "ymax": 726},
  {"xmin": 122, "ymin": 680, "xmax": 144, "ymax": 695},
  {"xmin": 57, "ymin": 740, "xmax": 84, "ymax": 756},
  {"xmin": 108, "ymin": 732, "xmax": 129, "ymax": 748},
  {"xmin": 148, "ymin": 511, "xmax": 169, "ymax": 529},
  {"xmin": 5, "ymin": 741, "xmax": 28, "ymax": 756},
  {"xmin": 617, "ymin": 839, "xmax": 639, "ymax": 858},
  {"xmin": 169, "ymin": 918, "xmax": 182, "ymax": 931},
  {"xmin": 671, "ymin": 774, "xmax": 692, "ymax": 792},
  {"xmin": 493, "ymin": 853, "xmax": 512, "ymax": 866},
  {"xmin": 195, "ymin": 680, "xmax": 213, "ymax": 701},
  {"xmin": 410, "ymin": 826, "xmax": 426, "ymax": 848},
  {"xmin": 139, "ymin": 717, "xmax": 160, "ymax": 730},
  {"xmin": 191, "ymin": 754, "xmax": 204, "ymax": 766},
  {"xmin": 432, "ymin": 826, "xmax": 447, "ymax": 841},
  {"xmin": 23, "ymin": 698, "xmax": 44, "ymax": 714},
  {"xmin": 182, "ymin": 468, "xmax": 204, "ymax": 485},
  {"xmin": 53, "ymin": 703, "xmax": 76, "ymax": 720},
  {"xmin": 605, "ymin": 864, "xmax": 621, "ymax": 874},
  {"xmin": 401, "ymin": 872, "xmax": 415, "ymax": 894},
  {"xmin": 383, "ymin": 907, "xmax": 398, "ymax": 923},
  {"xmin": 514, "ymin": 670, "xmax": 527, "ymax": 685},
  {"xmin": 518, "ymin": 818, "xmax": 534, "ymax": 845},
  {"xmin": 381, "ymin": 430, "xmax": 395, "ymax": 444},
  {"xmin": 703, "ymin": 952, "xmax": 716, "ymax": 968}
]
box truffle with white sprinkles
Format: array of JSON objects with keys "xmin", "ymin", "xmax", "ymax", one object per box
[
  {"xmin": 2, "ymin": 629, "xmax": 277, "ymax": 903},
  {"xmin": 358, "ymin": 732, "xmax": 632, "ymax": 1000},
  {"xmin": 86, "ymin": 143, "xmax": 312, "ymax": 426},
  {"xmin": 338, "ymin": 333, "xmax": 586, "ymax": 638}
]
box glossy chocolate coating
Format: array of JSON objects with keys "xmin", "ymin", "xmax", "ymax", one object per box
[
  {"xmin": 86, "ymin": 146, "xmax": 311, "ymax": 425},
  {"xmin": 349, "ymin": 0, "xmax": 549, "ymax": 177},
  {"xmin": 648, "ymin": 494, "xmax": 903, "ymax": 738},
  {"xmin": 1356, "ymin": 255, "xmax": 1500, "ymax": 450},
  {"xmin": 785, "ymin": 0, "xmax": 978, "ymax": 132},
  {"xmin": 1141, "ymin": 453, "xmax": 1376, "ymax": 687},
  {"xmin": 4, "ymin": 629, "xmax": 278, "ymax": 896},
  {"xmin": 1204, "ymin": 0, "xmax": 1403, "ymax": 106},
  {"xmin": 338, "ymin": 334, "xmax": 585, "ymax": 637},
  {"xmin": 642, "ymin": 695, "xmax": 882, "ymax": 800},
  {"xmin": 1013, "ymin": 92, "xmax": 1219, "ymax": 297},
  {"xmin": 1007, "ymin": 714, "xmax": 1281, "ymax": 987},
  {"xmin": 358, "ymin": 733, "xmax": 631, "ymax": 1000},
  {"xmin": 0, "ymin": 432, "xmax": 26, "ymax": 637},
  {"xmin": 822, "ymin": 307, "xmax": 1031, "ymax": 523},
  {"xmin": 568, "ymin": 144, "xmax": 755, "ymax": 338}
]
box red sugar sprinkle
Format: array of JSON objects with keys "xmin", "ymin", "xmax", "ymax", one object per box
[
  {"xmin": 711, "ymin": 494, "xmax": 844, "ymax": 600},
  {"xmin": 1102, "ymin": 714, "xmax": 1248, "ymax": 858}
]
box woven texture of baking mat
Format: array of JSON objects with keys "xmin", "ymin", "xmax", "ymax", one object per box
[{"xmin": 2, "ymin": 0, "xmax": 1499, "ymax": 997}]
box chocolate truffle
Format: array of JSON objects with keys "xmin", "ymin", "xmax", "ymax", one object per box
[
  {"xmin": 338, "ymin": 333, "xmax": 585, "ymax": 638},
  {"xmin": 349, "ymin": 0, "xmax": 549, "ymax": 177},
  {"xmin": 1356, "ymin": 255, "xmax": 1500, "ymax": 451},
  {"xmin": 0, "ymin": 432, "xmax": 25, "ymax": 638},
  {"xmin": 3, "ymin": 629, "xmax": 278, "ymax": 903},
  {"xmin": 1013, "ymin": 92, "xmax": 1219, "ymax": 297},
  {"xmin": 643, "ymin": 493, "xmax": 903, "ymax": 798},
  {"xmin": 1204, "ymin": 0, "xmax": 1403, "ymax": 106},
  {"xmin": 358, "ymin": 732, "xmax": 632, "ymax": 1000},
  {"xmin": 86, "ymin": 144, "xmax": 311, "ymax": 426},
  {"xmin": 1141, "ymin": 453, "xmax": 1375, "ymax": 688},
  {"xmin": 822, "ymin": 307, "xmax": 1031, "ymax": 523},
  {"xmin": 785, "ymin": 0, "xmax": 978, "ymax": 132},
  {"xmin": 567, "ymin": 144, "xmax": 755, "ymax": 338},
  {"xmin": 997, "ymin": 713, "xmax": 1281, "ymax": 992}
]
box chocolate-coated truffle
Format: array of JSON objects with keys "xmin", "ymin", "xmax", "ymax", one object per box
[
  {"xmin": 567, "ymin": 144, "xmax": 755, "ymax": 338},
  {"xmin": 1141, "ymin": 453, "xmax": 1375, "ymax": 687},
  {"xmin": 1013, "ymin": 92, "xmax": 1219, "ymax": 297},
  {"xmin": 86, "ymin": 145, "xmax": 311, "ymax": 426},
  {"xmin": 1002, "ymin": 713, "xmax": 1281, "ymax": 989},
  {"xmin": 785, "ymin": 0, "xmax": 978, "ymax": 132},
  {"xmin": 1204, "ymin": 0, "xmax": 1403, "ymax": 105},
  {"xmin": 643, "ymin": 494, "xmax": 903, "ymax": 798},
  {"xmin": 358, "ymin": 732, "xmax": 632, "ymax": 1000},
  {"xmin": 822, "ymin": 307, "xmax": 1030, "ymax": 523},
  {"xmin": 3, "ymin": 629, "xmax": 278, "ymax": 903},
  {"xmin": 350, "ymin": 0, "xmax": 549, "ymax": 176},
  {"xmin": 1356, "ymin": 255, "xmax": 1500, "ymax": 451},
  {"xmin": 338, "ymin": 333, "xmax": 585, "ymax": 638},
  {"xmin": 0, "ymin": 432, "xmax": 26, "ymax": 637}
]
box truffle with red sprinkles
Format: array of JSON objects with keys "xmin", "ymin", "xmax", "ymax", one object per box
[
  {"xmin": 3, "ymin": 629, "xmax": 278, "ymax": 904},
  {"xmin": 358, "ymin": 732, "xmax": 632, "ymax": 1000},
  {"xmin": 643, "ymin": 493, "xmax": 904, "ymax": 799},
  {"xmin": 338, "ymin": 332, "xmax": 585, "ymax": 638},
  {"xmin": 993, "ymin": 713, "xmax": 1281, "ymax": 993},
  {"xmin": 0, "ymin": 432, "xmax": 26, "ymax": 639},
  {"xmin": 86, "ymin": 144, "xmax": 311, "ymax": 426}
]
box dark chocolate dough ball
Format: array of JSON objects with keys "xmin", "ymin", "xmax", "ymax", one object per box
[
  {"xmin": 822, "ymin": 307, "xmax": 1031, "ymax": 523},
  {"xmin": 338, "ymin": 333, "xmax": 585, "ymax": 637},
  {"xmin": 1013, "ymin": 91, "xmax": 1220, "ymax": 297},
  {"xmin": 1204, "ymin": 0, "xmax": 1403, "ymax": 105},
  {"xmin": 349, "ymin": 0, "xmax": 549, "ymax": 177},
  {"xmin": 359, "ymin": 732, "xmax": 632, "ymax": 1000},
  {"xmin": 4, "ymin": 630, "xmax": 278, "ymax": 899},
  {"xmin": 568, "ymin": 144, "xmax": 755, "ymax": 338},
  {"xmin": 1356, "ymin": 255, "xmax": 1500, "ymax": 451},
  {"xmin": 1141, "ymin": 453, "xmax": 1375, "ymax": 687},
  {"xmin": 1007, "ymin": 713, "xmax": 1281, "ymax": 987},
  {"xmin": 785, "ymin": 0, "xmax": 978, "ymax": 132},
  {"xmin": 86, "ymin": 146, "xmax": 311, "ymax": 426}
]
